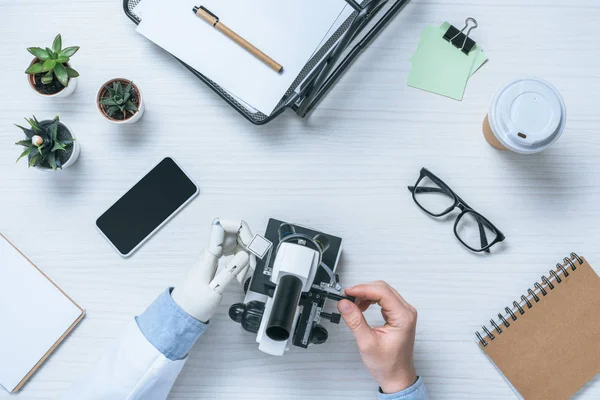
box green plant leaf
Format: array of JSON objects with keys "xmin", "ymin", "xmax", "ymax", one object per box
[
  {"xmin": 65, "ymin": 67, "xmax": 79, "ymax": 78},
  {"xmin": 25, "ymin": 62, "xmax": 44, "ymax": 74},
  {"xmin": 29, "ymin": 153, "xmax": 41, "ymax": 167},
  {"xmin": 25, "ymin": 118, "xmax": 42, "ymax": 134},
  {"xmin": 15, "ymin": 124, "xmax": 35, "ymax": 138},
  {"xmin": 99, "ymin": 98, "xmax": 118, "ymax": 106},
  {"xmin": 16, "ymin": 146, "xmax": 34, "ymax": 163},
  {"xmin": 15, "ymin": 139, "xmax": 32, "ymax": 147},
  {"xmin": 125, "ymin": 102, "xmax": 138, "ymax": 112},
  {"xmin": 47, "ymin": 152, "xmax": 57, "ymax": 171},
  {"xmin": 59, "ymin": 46, "xmax": 79, "ymax": 58},
  {"xmin": 56, "ymin": 56, "xmax": 69, "ymax": 63},
  {"xmin": 42, "ymin": 59, "xmax": 56, "ymax": 72},
  {"xmin": 51, "ymin": 141, "xmax": 65, "ymax": 152},
  {"xmin": 41, "ymin": 70, "xmax": 54, "ymax": 84},
  {"xmin": 27, "ymin": 47, "xmax": 50, "ymax": 60},
  {"xmin": 106, "ymin": 105, "xmax": 120, "ymax": 118},
  {"xmin": 50, "ymin": 120, "xmax": 59, "ymax": 142},
  {"xmin": 52, "ymin": 34, "xmax": 62, "ymax": 53},
  {"xmin": 54, "ymin": 63, "xmax": 68, "ymax": 86},
  {"xmin": 45, "ymin": 47, "xmax": 57, "ymax": 59}
]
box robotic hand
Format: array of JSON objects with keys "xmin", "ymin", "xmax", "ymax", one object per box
[{"xmin": 171, "ymin": 218, "xmax": 257, "ymax": 323}]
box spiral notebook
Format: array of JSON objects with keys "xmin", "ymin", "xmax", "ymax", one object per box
[{"xmin": 476, "ymin": 253, "xmax": 600, "ymax": 400}]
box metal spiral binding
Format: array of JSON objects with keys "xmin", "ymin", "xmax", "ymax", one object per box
[{"xmin": 476, "ymin": 253, "xmax": 584, "ymax": 347}]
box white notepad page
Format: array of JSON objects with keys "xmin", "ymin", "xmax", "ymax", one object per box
[
  {"xmin": 0, "ymin": 235, "xmax": 83, "ymax": 392},
  {"xmin": 135, "ymin": 0, "xmax": 348, "ymax": 115}
]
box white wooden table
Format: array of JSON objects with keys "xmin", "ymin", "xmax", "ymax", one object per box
[{"xmin": 1, "ymin": 0, "xmax": 599, "ymax": 398}]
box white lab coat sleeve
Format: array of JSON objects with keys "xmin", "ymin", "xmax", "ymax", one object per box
[{"xmin": 61, "ymin": 321, "xmax": 187, "ymax": 400}]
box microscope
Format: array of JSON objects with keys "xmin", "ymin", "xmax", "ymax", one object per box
[{"xmin": 229, "ymin": 219, "xmax": 353, "ymax": 356}]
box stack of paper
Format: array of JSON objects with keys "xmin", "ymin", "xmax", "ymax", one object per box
[
  {"xmin": 407, "ymin": 22, "xmax": 488, "ymax": 100},
  {"xmin": 133, "ymin": 0, "xmax": 350, "ymax": 115}
]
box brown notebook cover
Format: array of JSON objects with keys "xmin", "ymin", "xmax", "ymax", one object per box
[{"xmin": 476, "ymin": 253, "xmax": 600, "ymax": 400}]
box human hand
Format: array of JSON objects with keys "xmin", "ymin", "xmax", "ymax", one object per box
[{"xmin": 337, "ymin": 281, "xmax": 418, "ymax": 394}]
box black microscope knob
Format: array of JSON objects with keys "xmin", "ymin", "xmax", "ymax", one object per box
[
  {"xmin": 229, "ymin": 303, "xmax": 246, "ymax": 323},
  {"xmin": 310, "ymin": 324, "xmax": 329, "ymax": 345},
  {"xmin": 241, "ymin": 301, "xmax": 265, "ymax": 333},
  {"xmin": 229, "ymin": 301, "xmax": 265, "ymax": 333}
]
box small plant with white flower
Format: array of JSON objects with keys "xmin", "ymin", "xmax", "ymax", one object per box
[{"xmin": 15, "ymin": 115, "xmax": 80, "ymax": 171}]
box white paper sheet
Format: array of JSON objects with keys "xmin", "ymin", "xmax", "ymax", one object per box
[
  {"xmin": 136, "ymin": 0, "xmax": 348, "ymax": 115},
  {"xmin": 0, "ymin": 235, "xmax": 82, "ymax": 392}
]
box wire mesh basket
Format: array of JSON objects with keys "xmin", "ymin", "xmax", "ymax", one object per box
[{"xmin": 123, "ymin": 0, "xmax": 409, "ymax": 124}]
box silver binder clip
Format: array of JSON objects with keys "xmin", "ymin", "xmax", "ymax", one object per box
[{"xmin": 443, "ymin": 17, "xmax": 479, "ymax": 55}]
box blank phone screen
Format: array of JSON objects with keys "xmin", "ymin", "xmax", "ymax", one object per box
[{"xmin": 96, "ymin": 158, "xmax": 198, "ymax": 256}]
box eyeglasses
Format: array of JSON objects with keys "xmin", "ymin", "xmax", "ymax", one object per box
[{"xmin": 408, "ymin": 168, "xmax": 505, "ymax": 253}]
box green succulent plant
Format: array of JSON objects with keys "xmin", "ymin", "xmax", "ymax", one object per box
[
  {"xmin": 25, "ymin": 34, "xmax": 80, "ymax": 87},
  {"xmin": 15, "ymin": 115, "xmax": 75, "ymax": 171},
  {"xmin": 100, "ymin": 81, "xmax": 139, "ymax": 120}
]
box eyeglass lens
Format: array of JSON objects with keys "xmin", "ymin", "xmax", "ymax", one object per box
[
  {"xmin": 414, "ymin": 176, "xmax": 456, "ymax": 216},
  {"xmin": 455, "ymin": 211, "xmax": 499, "ymax": 251}
]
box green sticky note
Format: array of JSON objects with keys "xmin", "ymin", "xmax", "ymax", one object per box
[{"xmin": 407, "ymin": 24, "xmax": 487, "ymax": 100}]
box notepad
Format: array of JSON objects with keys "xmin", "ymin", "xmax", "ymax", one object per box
[
  {"xmin": 0, "ymin": 233, "xmax": 84, "ymax": 393},
  {"xmin": 408, "ymin": 22, "xmax": 488, "ymax": 100},
  {"xmin": 476, "ymin": 253, "xmax": 600, "ymax": 400},
  {"xmin": 135, "ymin": 0, "xmax": 348, "ymax": 115}
]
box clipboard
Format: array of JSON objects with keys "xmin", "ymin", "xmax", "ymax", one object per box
[
  {"xmin": 123, "ymin": 0, "xmax": 411, "ymax": 125},
  {"xmin": 0, "ymin": 233, "xmax": 85, "ymax": 392}
]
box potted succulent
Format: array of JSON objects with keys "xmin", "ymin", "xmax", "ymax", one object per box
[
  {"xmin": 96, "ymin": 79, "xmax": 144, "ymax": 124},
  {"xmin": 25, "ymin": 34, "xmax": 80, "ymax": 98},
  {"xmin": 15, "ymin": 115, "xmax": 80, "ymax": 171}
]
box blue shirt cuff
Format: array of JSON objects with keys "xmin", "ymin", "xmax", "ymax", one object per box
[
  {"xmin": 135, "ymin": 288, "xmax": 208, "ymax": 361},
  {"xmin": 378, "ymin": 377, "xmax": 428, "ymax": 400}
]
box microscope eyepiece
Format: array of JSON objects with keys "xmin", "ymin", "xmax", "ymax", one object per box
[
  {"xmin": 314, "ymin": 233, "xmax": 330, "ymax": 252},
  {"xmin": 278, "ymin": 223, "xmax": 296, "ymax": 241}
]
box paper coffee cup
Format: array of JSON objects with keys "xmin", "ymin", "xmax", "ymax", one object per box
[{"xmin": 483, "ymin": 77, "xmax": 566, "ymax": 154}]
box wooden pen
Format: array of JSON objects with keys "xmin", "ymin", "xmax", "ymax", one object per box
[{"xmin": 192, "ymin": 5, "xmax": 283, "ymax": 74}]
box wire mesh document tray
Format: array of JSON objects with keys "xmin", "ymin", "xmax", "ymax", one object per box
[{"xmin": 123, "ymin": 0, "xmax": 410, "ymax": 124}]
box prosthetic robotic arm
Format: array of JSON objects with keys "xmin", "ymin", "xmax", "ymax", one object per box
[{"xmin": 171, "ymin": 218, "xmax": 257, "ymax": 323}]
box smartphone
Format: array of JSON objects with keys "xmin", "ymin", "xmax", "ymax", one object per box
[{"xmin": 96, "ymin": 157, "xmax": 198, "ymax": 257}]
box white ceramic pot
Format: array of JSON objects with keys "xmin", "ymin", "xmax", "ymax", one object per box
[
  {"xmin": 27, "ymin": 58, "xmax": 78, "ymax": 98},
  {"xmin": 97, "ymin": 79, "xmax": 145, "ymax": 124},
  {"xmin": 33, "ymin": 122, "xmax": 81, "ymax": 172}
]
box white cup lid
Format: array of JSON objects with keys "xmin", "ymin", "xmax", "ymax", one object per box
[{"xmin": 489, "ymin": 77, "xmax": 566, "ymax": 154}]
